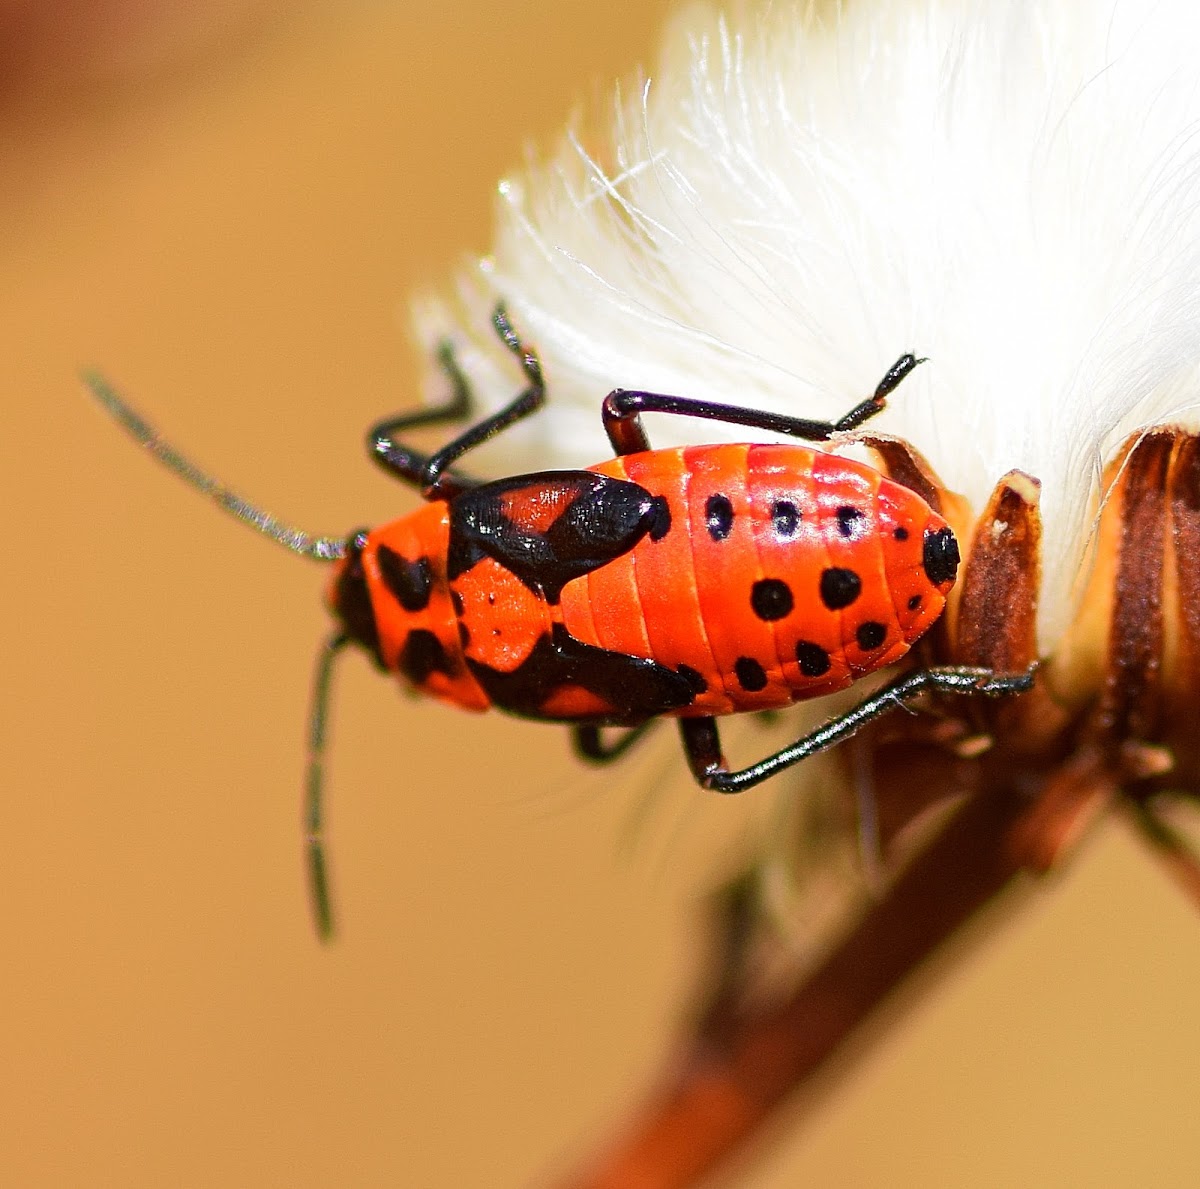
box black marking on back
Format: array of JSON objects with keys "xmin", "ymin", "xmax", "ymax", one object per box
[
  {"xmin": 376, "ymin": 545, "xmax": 433, "ymax": 612},
  {"xmin": 795, "ymin": 641, "xmax": 831, "ymax": 677},
  {"xmin": 448, "ymin": 470, "xmax": 663, "ymax": 603},
  {"xmin": 836, "ymin": 506, "xmax": 865, "ymax": 538},
  {"xmin": 907, "ymin": 594, "xmax": 922, "ymax": 611},
  {"xmin": 676, "ymin": 664, "xmax": 708, "ymax": 696},
  {"xmin": 647, "ymin": 496, "xmax": 672, "ymax": 542},
  {"xmin": 734, "ymin": 656, "xmax": 767, "ymax": 692},
  {"xmin": 771, "ymin": 500, "xmax": 800, "ymax": 538},
  {"xmin": 705, "ymin": 494, "xmax": 734, "ymax": 541},
  {"xmin": 894, "ymin": 525, "xmax": 909, "ymax": 542},
  {"xmin": 467, "ymin": 622, "xmax": 699, "ymax": 723},
  {"xmin": 922, "ymin": 526, "xmax": 960, "ymax": 585},
  {"xmin": 750, "ymin": 578, "xmax": 794, "ymax": 621},
  {"xmin": 399, "ymin": 629, "xmax": 452, "ymax": 685},
  {"xmin": 819, "ymin": 567, "xmax": 861, "ymax": 610}
]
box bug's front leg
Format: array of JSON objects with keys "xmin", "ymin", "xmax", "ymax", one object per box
[{"xmin": 368, "ymin": 305, "xmax": 546, "ymax": 501}]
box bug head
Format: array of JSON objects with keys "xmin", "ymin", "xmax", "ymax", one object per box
[{"xmin": 326, "ymin": 528, "xmax": 384, "ymax": 666}]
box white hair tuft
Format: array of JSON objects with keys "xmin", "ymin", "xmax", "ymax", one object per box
[{"xmin": 415, "ymin": 0, "xmax": 1200, "ymax": 650}]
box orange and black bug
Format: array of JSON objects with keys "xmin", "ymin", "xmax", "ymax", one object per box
[{"xmin": 86, "ymin": 308, "xmax": 1033, "ymax": 937}]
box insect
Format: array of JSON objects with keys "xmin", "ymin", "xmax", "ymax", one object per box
[{"xmin": 87, "ymin": 307, "xmax": 1033, "ymax": 937}]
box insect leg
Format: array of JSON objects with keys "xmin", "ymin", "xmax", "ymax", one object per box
[
  {"xmin": 572, "ymin": 721, "xmax": 657, "ymax": 764},
  {"xmin": 305, "ymin": 630, "xmax": 352, "ymax": 941},
  {"xmin": 370, "ymin": 306, "xmax": 546, "ymax": 500},
  {"xmin": 602, "ymin": 354, "xmax": 924, "ymax": 455},
  {"xmin": 367, "ymin": 337, "xmax": 478, "ymax": 498},
  {"xmin": 679, "ymin": 664, "xmax": 1035, "ymax": 794}
]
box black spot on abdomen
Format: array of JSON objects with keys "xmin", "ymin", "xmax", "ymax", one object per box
[
  {"xmin": 751, "ymin": 578, "xmax": 794, "ymax": 621},
  {"xmin": 734, "ymin": 656, "xmax": 767, "ymax": 692},
  {"xmin": 705, "ymin": 494, "xmax": 734, "ymax": 541},
  {"xmin": 856, "ymin": 621, "xmax": 886, "ymax": 651},
  {"xmin": 771, "ymin": 500, "xmax": 800, "ymax": 538},
  {"xmin": 922, "ymin": 526, "xmax": 960, "ymax": 585},
  {"xmin": 795, "ymin": 641, "xmax": 831, "ymax": 677},
  {"xmin": 836, "ymin": 506, "xmax": 864, "ymax": 538},
  {"xmin": 819, "ymin": 567, "xmax": 861, "ymax": 610}
]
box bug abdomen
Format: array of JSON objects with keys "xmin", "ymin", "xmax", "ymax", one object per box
[{"xmin": 558, "ymin": 444, "xmax": 954, "ymax": 716}]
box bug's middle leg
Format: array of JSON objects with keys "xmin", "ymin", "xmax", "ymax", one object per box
[{"xmin": 602, "ymin": 354, "xmax": 923, "ymax": 455}]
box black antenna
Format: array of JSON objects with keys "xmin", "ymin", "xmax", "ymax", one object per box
[
  {"xmin": 306, "ymin": 632, "xmax": 351, "ymax": 940},
  {"xmin": 83, "ymin": 371, "xmax": 349, "ymax": 562},
  {"xmin": 87, "ymin": 369, "xmax": 355, "ymax": 940}
]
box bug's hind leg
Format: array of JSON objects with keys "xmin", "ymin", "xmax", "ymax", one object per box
[
  {"xmin": 370, "ymin": 305, "xmax": 546, "ymax": 501},
  {"xmin": 602, "ymin": 354, "xmax": 925, "ymax": 455},
  {"xmin": 678, "ymin": 665, "xmax": 1036, "ymax": 794},
  {"xmin": 572, "ymin": 721, "xmax": 657, "ymax": 764}
]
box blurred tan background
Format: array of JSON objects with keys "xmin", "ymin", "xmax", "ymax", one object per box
[{"xmin": 4, "ymin": 2, "xmax": 1200, "ymax": 1185}]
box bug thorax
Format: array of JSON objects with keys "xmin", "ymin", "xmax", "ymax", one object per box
[{"xmin": 327, "ymin": 529, "xmax": 383, "ymax": 665}]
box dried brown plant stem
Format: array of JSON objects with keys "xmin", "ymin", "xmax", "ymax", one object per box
[{"xmin": 560, "ymin": 755, "xmax": 1111, "ymax": 1189}]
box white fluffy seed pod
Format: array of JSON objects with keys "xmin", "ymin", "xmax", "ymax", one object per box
[{"xmin": 416, "ymin": 0, "xmax": 1200, "ymax": 654}]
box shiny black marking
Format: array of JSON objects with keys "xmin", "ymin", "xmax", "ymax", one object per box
[
  {"xmin": 771, "ymin": 500, "xmax": 800, "ymax": 538},
  {"xmin": 856, "ymin": 621, "xmax": 886, "ymax": 651},
  {"xmin": 836, "ymin": 506, "xmax": 865, "ymax": 538},
  {"xmin": 376, "ymin": 545, "xmax": 433, "ymax": 613},
  {"xmin": 706, "ymin": 494, "xmax": 734, "ymax": 541},
  {"xmin": 448, "ymin": 471, "xmax": 662, "ymax": 603},
  {"xmin": 451, "ymin": 589, "xmax": 465, "ymax": 616},
  {"xmin": 331, "ymin": 531, "xmax": 383, "ymax": 669},
  {"xmin": 795, "ymin": 641, "xmax": 831, "ymax": 677},
  {"xmin": 751, "ymin": 578, "xmax": 794, "ymax": 621},
  {"xmin": 647, "ymin": 496, "xmax": 672, "ymax": 542},
  {"xmin": 467, "ymin": 623, "xmax": 699, "ymax": 722},
  {"xmin": 735, "ymin": 657, "xmax": 768, "ymax": 692},
  {"xmin": 398, "ymin": 629, "xmax": 451, "ymax": 685},
  {"xmin": 922, "ymin": 526, "xmax": 960, "ymax": 585},
  {"xmin": 908, "ymin": 594, "xmax": 922, "ymax": 611},
  {"xmin": 677, "ymin": 664, "xmax": 708, "ymax": 695},
  {"xmin": 894, "ymin": 526, "xmax": 909, "ymax": 542},
  {"xmin": 819, "ymin": 567, "xmax": 861, "ymax": 610}
]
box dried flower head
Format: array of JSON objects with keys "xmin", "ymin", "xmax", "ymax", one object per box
[{"xmin": 419, "ymin": 0, "xmax": 1200, "ymax": 651}]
